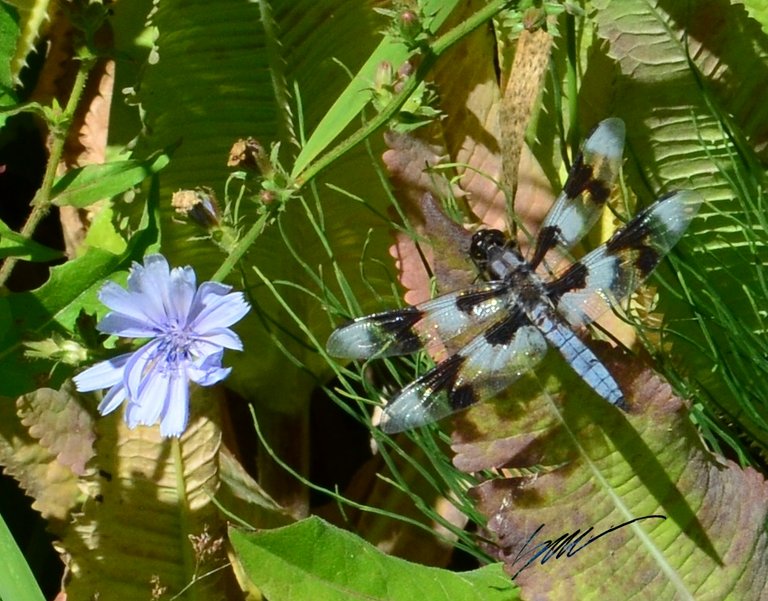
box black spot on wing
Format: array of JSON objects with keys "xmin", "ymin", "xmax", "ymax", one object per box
[
  {"xmin": 452, "ymin": 383, "xmax": 478, "ymax": 410},
  {"xmin": 484, "ymin": 305, "xmax": 527, "ymax": 346},
  {"xmin": 412, "ymin": 353, "xmax": 480, "ymax": 412},
  {"xmin": 546, "ymin": 261, "xmax": 589, "ymax": 304},
  {"xmin": 377, "ymin": 307, "xmax": 425, "ymax": 354},
  {"xmin": 417, "ymin": 352, "xmax": 465, "ymax": 400},
  {"xmin": 605, "ymin": 219, "xmax": 661, "ymax": 277},
  {"xmin": 562, "ymin": 154, "xmax": 611, "ymax": 205},
  {"xmin": 530, "ymin": 225, "xmax": 561, "ymax": 268}
]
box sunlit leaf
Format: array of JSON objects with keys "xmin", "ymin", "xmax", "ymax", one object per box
[
  {"xmin": 230, "ymin": 516, "xmax": 516, "ymax": 601},
  {"xmin": 61, "ymin": 388, "xmax": 230, "ymax": 600},
  {"xmin": 50, "ymin": 152, "xmax": 171, "ymax": 208},
  {"xmin": 0, "ymin": 219, "xmax": 63, "ymax": 261},
  {"xmin": 0, "ymin": 181, "xmax": 159, "ymax": 397},
  {"xmin": 454, "ymin": 354, "xmax": 768, "ymax": 599}
]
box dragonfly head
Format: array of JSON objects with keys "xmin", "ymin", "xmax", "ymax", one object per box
[{"xmin": 470, "ymin": 229, "xmax": 520, "ymax": 272}]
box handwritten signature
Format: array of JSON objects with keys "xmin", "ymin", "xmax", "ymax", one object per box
[{"xmin": 510, "ymin": 515, "xmax": 666, "ymax": 579}]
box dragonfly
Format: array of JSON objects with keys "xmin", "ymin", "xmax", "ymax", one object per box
[{"xmin": 327, "ymin": 118, "xmax": 702, "ymax": 433}]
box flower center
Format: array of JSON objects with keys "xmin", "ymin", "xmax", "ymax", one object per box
[{"xmin": 158, "ymin": 323, "xmax": 193, "ymax": 371}]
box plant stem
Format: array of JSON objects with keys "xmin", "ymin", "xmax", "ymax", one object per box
[
  {"xmin": 0, "ymin": 56, "xmax": 95, "ymax": 287},
  {"xmin": 216, "ymin": 0, "xmax": 513, "ymax": 285},
  {"xmin": 210, "ymin": 211, "xmax": 270, "ymax": 282},
  {"xmin": 293, "ymin": 0, "xmax": 513, "ymax": 187}
]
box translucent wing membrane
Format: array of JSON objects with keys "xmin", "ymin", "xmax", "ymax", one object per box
[
  {"xmin": 380, "ymin": 310, "xmax": 548, "ymax": 433},
  {"xmin": 326, "ymin": 282, "xmax": 512, "ymax": 359},
  {"xmin": 529, "ymin": 118, "xmax": 626, "ymax": 268},
  {"xmin": 325, "ymin": 117, "xmax": 702, "ymax": 433},
  {"xmin": 549, "ymin": 190, "xmax": 703, "ymax": 327}
]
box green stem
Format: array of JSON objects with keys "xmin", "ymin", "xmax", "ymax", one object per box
[
  {"xmin": 215, "ymin": 0, "xmax": 513, "ymax": 285},
  {"xmin": 565, "ymin": 12, "xmax": 579, "ymax": 152},
  {"xmin": 210, "ymin": 211, "xmax": 270, "ymax": 282},
  {"xmin": 0, "ymin": 56, "xmax": 95, "ymax": 287},
  {"xmin": 293, "ymin": 0, "xmax": 513, "ymax": 187}
]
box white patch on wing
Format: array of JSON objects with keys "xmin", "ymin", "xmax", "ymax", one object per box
[
  {"xmin": 326, "ymin": 321, "xmax": 383, "ymax": 359},
  {"xmin": 583, "ymin": 118, "xmax": 625, "ymax": 162},
  {"xmin": 380, "ymin": 387, "xmax": 433, "ymax": 433},
  {"xmin": 463, "ymin": 325, "xmax": 548, "ymax": 375}
]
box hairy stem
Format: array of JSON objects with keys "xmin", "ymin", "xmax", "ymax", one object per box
[
  {"xmin": 216, "ymin": 0, "xmax": 513, "ymax": 285},
  {"xmin": 293, "ymin": 0, "xmax": 513, "ymax": 187}
]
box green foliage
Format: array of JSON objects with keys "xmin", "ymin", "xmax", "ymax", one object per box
[
  {"xmin": 0, "ymin": 2, "xmax": 19, "ymax": 94},
  {"xmin": 229, "ymin": 516, "xmax": 516, "ymax": 601},
  {"xmin": 0, "ymin": 219, "xmax": 62, "ymax": 261},
  {"xmin": 50, "ymin": 151, "xmax": 171, "ymax": 208},
  {"xmin": 0, "ymin": 0, "xmax": 766, "ymax": 599},
  {"xmin": 0, "ymin": 183, "xmax": 158, "ymax": 397},
  {"xmin": 0, "ymin": 510, "xmax": 45, "ymax": 601}
]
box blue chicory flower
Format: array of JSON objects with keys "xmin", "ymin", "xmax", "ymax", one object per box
[{"xmin": 73, "ymin": 254, "xmax": 250, "ymax": 437}]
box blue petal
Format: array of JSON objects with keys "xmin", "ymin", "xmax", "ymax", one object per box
[
  {"xmin": 123, "ymin": 339, "xmax": 163, "ymax": 401},
  {"xmin": 188, "ymin": 283, "xmax": 250, "ymax": 331},
  {"xmin": 97, "ymin": 384, "xmax": 127, "ymax": 415},
  {"xmin": 188, "ymin": 350, "xmax": 231, "ymax": 386},
  {"xmin": 73, "ymin": 353, "xmax": 131, "ymax": 392},
  {"xmin": 167, "ymin": 265, "xmax": 196, "ymax": 324},
  {"xmin": 130, "ymin": 367, "xmax": 171, "ymax": 426},
  {"xmin": 194, "ymin": 328, "xmax": 243, "ymax": 351},
  {"xmin": 98, "ymin": 313, "xmax": 161, "ymax": 338},
  {"xmin": 126, "ymin": 256, "xmax": 171, "ymax": 325},
  {"xmin": 160, "ymin": 375, "xmax": 190, "ymax": 437},
  {"xmin": 98, "ymin": 282, "xmax": 161, "ymax": 326}
]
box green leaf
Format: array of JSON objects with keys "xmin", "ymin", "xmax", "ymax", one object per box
[
  {"xmin": 290, "ymin": 0, "xmax": 461, "ymax": 178},
  {"xmin": 586, "ymin": 0, "xmax": 768, "ymax": 459},
  {"xmin": 0, "ymin": 2, "xmax": 20, "ymax": 91},
  {"xmin": 0, "ymin": 509, "xmax": 45, "ymax": 601},
  {"xmin": 2, "ymin": 0, "xmax": 51, "ymax": 85},
  {"xmin": 229, "ymin": 516, "xmax": 516, "ymax": 601},
  {"xmin": 0, "ymin": 177, "xmax": 159, "ymax": 397},
  {"xmin": 456, "ymin": 356, "xmax": 768, "ymax": 599},
  {"xmin": 50, "ymin": 152, "xmax": 171, "ymax": 208},
  {"xmin": 133, "ymin": 0, "xmax": 399, "ymax": 416},
  {"xmin": 0, "ymin": 219, "xmax": 63, "ymax": 261}
]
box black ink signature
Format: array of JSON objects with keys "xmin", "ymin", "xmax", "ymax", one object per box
[{"xmin": 510, "ymin": 515, "xmax": 666, "ymax": 579}]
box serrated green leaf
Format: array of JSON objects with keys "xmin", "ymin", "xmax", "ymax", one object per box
[
  {"xmin": 0, "ymin": 179, "xmax": 159, "ymax": 397},
  {"xmin": 457, "ymin": 356, "xmax": 768, "ymax": 599},
  {"xmin": 740, "ymin": 0, "xmax": 768, "ymax": 36},
  {"xmin": 230, "ymin": 516, "xmax": 516, "ymax": 601},
  {"xmin": 50, "ymin": 152, "xmax": 171, "ymax": 208},
  {"xmin": 0, "ymin": 2, "xmax": 20, "ymax": 91},
  {"xmin": 0, "ymin": 218, "xmax": 63, "ymax": 261},
  {"xmin": 2, "ymin": 0, "xmax": 51, "ymax": 85}
]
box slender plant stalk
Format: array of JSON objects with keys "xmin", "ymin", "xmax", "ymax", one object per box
[
  {"xmin": 216, "ymin": 0, "xmax": 513, "ymax": 286},
  {"xmin": 0, "ymin": 56, "xmax": 95, "ymax": 287},
  {"xmin": 293, "ymin": 0, "xmax": 513, "ymax": 187},
  {"xmin": 210, "ymin": 211, "xmax": 270, "ymax": 282}
]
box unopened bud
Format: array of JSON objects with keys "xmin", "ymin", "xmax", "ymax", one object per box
[{"xmin": 171, "ymin": 188, "xmax": 220, "ymax": 228}]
